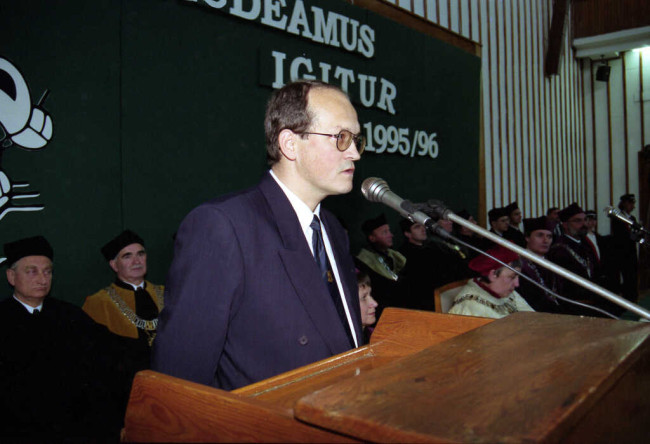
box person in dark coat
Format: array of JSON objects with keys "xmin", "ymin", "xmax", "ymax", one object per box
[
  {"xmin": 610, "ymin": 194, "xmax": 641, "ymax": 303},
  {"xmin": 398, "ymin": 218, "xmax": 471, "ymax": 311},
  {"xmin": 503, "ymin": 201, "xmax": 526, "ymax": 247},
  {"xmin": 488, "ymin": 207, "xmax": 510, "ymax": 238},
  {"xmin": 518, "ymin": 216, "xmax": 563, "ymax": 313},
  {"xmin": 547, "ymin": 203, "xmax": 612, "ymax": 317},
  {"xmin": 452, "ymin": 209, "xmax": 489, "ymax": 259},
  {"xmin": 0, "ymin": 236, "xmax": 127, "ymax": 440},
  {"xmin": 584, "ymin": 210, "xmax": 618, "ymax": 293},
  {"xmin": 485, "ymin": 206, "xmax": 510, "ymax": 250}
]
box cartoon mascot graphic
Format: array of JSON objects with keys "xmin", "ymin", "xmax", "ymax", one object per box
[{"xmin": 0, "ymin": 56, "xmax": 54, "ymax": 264}]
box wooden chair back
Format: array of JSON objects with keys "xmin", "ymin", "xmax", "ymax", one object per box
[{"xmin": 434, "ymin": 279, "xmax": 469, "ymax": 313}]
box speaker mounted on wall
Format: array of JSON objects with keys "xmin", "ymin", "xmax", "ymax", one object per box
[{"xmin": 596, "ymin": 65, "xmax": 611, "ymax": 82}]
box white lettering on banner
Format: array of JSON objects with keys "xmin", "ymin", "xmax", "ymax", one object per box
[
  {"xmin": 363, "ymin": 122, "xmax": 440, "ymax": 159},
  {"xmin": 271, "ymin": 51, "xmax": 286, "ymax": 89},
  {"xmin": 261, "ymin": 0, "xmax": 287, "ymax": 29},
  {"xmin": 185, "ymin": 0, "xmax": 375, "ymax": 58},
  {"xmin": 270, "ymin": 50, "xmax": 397, "ymax": 115},
  {"xmin": 286, "ymin": 0, "xmax": 313, "ymax": 38},
  {"xmin": 203, "ymin": 0, "xmax": 227, "ymax": 7},
  {"xmin": 357, "ymin": 74, "xmax": 376, "ymax": 107},
  {"xmin": 311, "ymin": 7, "xmax": 340, "ymax": 49},
  {"xmin": 357, "ymin": 23, "xmax": 374, "ymax": 58},
  {"xmin": 230, "ymin": 0, "xmax": 260, "ymax": 20}
]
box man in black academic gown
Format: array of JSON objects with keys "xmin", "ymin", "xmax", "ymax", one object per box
[
  {"xmin": 398, "ymin": 218, "xmax": 472, "ymax": 311},
  {"xmin": 503, "ymin": 201, "xmax": 526, "ymax": 247},
  {"xmin": 518, "ymin": 216, "xmax": 562, "ymax": 313},
  {"xmin": 0, "ymin": 236, "xmax": 126, "ymax": 440},
  {"xmin": 546, "ymin": 203, "xmax": 615, "ymax": 317}
]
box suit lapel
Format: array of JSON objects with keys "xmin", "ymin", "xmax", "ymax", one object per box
[{"xmin": 258, "ymin": 173, "xmax": 353, "ymax": 353}]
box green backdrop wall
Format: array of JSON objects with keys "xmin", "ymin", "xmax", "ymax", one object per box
[{"xmin": 0, "ymin": 0, "xmax": 480, "ymax": 305}]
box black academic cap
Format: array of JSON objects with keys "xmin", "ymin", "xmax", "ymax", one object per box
[
  {"xmin": 101, "ymin": 230, "xmax": 144, "ymax": 261},
  {"xmin": 361, "ymin": 213, "xmax": 388, "ymax": 235},
  {"xmin": 488, "ymin": 207, "xmax": 508, "ymax": 222},
  {"xmin": 4, "ymin": 235, "xmax": 53, "ymax": 267},
  {"xmin": 620, "ymin": 194, "xmax": 636, "ymax": 203},
  {"xmin": 558, "ymin": 203, "xmax": 584, "ymax": 222},
  {"xmin": 523, "ymin": 216, "xmax": 555, "ymax": 235}
]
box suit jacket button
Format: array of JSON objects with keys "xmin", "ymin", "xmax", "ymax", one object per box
[{"xmin": 298, "ymin": 335, "xmax": 308, "ymax": 345}]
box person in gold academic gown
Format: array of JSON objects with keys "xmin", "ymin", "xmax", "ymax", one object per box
[{"xmin": 84, "ymin": 230, "xmax": 164, "ymax": 351}]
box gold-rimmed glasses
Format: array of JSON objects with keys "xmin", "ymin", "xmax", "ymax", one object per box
[{"xmin": 300, "ymin": 129, "xmax": 366, "ymax": 155}]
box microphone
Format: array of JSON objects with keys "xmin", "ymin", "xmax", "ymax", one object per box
[
  {"xmin": 605, "ymin": 206, "xmax": 641, "ymax": 228},
  {"xmin": 360, "ymin": 177, "xmax": 438, "ymax": 231},
  {"xmin": 605, "ymin": 206, "xmax": 649, "ymax": 243}
]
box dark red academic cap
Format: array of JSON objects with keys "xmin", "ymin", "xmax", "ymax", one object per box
[{"xmin": 469, "ymin": 246, "xmax": 519, "ymax": 276}]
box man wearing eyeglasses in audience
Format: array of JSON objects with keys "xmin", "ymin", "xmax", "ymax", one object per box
[{"xmin": 153, "ymin": 80, "xmax": 365, "ymax": 390}]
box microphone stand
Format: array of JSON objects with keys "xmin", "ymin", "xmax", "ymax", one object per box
[{"xmin": 427, "ymin": 205, "xmax": 650, "ymax": 321}]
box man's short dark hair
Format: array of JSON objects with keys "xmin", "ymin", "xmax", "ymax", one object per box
[
  {"xmin": 264, "ymin": 80, "xmax": 345, "ymax": 166},
  {"xmin": 399, "ymin": 218, "xmax": 415, "ymax": 235}
]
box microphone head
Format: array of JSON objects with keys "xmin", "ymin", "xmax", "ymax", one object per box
[
  {"xmin": 361, "ymin": 177, "xmax": 389, "ymax": 202},
  {"xmin": 604, "ymin": 206, "xmax": 619, "ymax": 217}
]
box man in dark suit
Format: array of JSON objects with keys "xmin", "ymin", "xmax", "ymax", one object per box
[{"xmin": 152, "ymin": 80, "xmax": 365, "ymax": 390}]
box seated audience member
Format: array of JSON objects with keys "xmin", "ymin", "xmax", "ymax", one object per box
[
  {"xmin": 547, "ymin": 206, "xmax": 563, "ymax": 239},
  {"xmin": 583, "ymin": 210, "xmax": 601, "ymax": 263},
  {"xmin": 584, "ymin": 210, "xmax": 617, "ymax": 292},
  {"xmin": 397, "ymin": 218, "xmax": 436, "ymax": 311},
  {"xmin": 399, "ymin": 218, "xmax": 471, "ymax": 311},
  {"xmin": 448, "ymin": 246, "xmax": 534, "ymax": 319},
  {"xmin": 0, "ymin": 236, "xmax": 125, "ymax": 439},
  {"xmin": 452, "ymin": 209, "xmax": 486, "ymax": 259},
  {"xmin": 357, "ymin": 270, "xmax": 379, "ymax": 344},
  {"xmin": 547, "ymin": 203, "xmax": 606, "ymax": 316},
  {"xmin": 547, "ymin": 207, "xmax": 560, "ymax": 221},
  {"xmin": 84, "ymin": 230, "xmax": 164, "ymax": 354},
  {"xmin": 503, "ymin": 201, "xmax": 526, "ymax": 247},
  {"xmin": 426, "ymin": 217, "xmax": 472, "ymax": 282},
  {"xmin": 486, "ymin": 207, "xmax": 510, "ymax": 249},
  {"xmin": 356, "ymin": 213, "xmax": 406, "ymax": 315},
  {"xmin": 518, "ymin": 216, "xmax": 563, "ymax": 313}
]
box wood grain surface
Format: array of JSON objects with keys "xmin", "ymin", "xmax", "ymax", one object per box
[
  {"xmin": 234, "ymin": 309, "xmax": 492, "ymax": 409},
  {"xmin": 294, "ymin": 312, "xmax": 650, "ymax": 443},
  {"xmin": 123, "ymin": 308, "xmax": 488, "ymax": 442},
  {"xmin": 123, "ymin": 370, "xmax": 357, "ymax": 442}
]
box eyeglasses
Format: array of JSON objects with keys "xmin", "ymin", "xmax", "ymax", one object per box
[{"xmin": 300, "ymin": 129, "xmax": 366, "ymax": 155}]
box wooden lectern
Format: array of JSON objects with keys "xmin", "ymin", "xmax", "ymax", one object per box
[{"xmin": 123, "ymin": 309, "xmax": 650, "ymax": 442}]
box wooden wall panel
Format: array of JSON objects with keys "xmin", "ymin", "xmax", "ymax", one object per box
[
  {"xmin": 388, "ymin": 0, "xmax": 650, "ymax": 234},
  {"xmin": 572, "ymin": 0, "xmax": 650, "ymax": 39}
]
